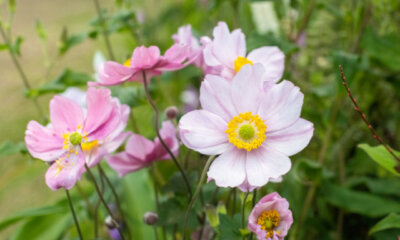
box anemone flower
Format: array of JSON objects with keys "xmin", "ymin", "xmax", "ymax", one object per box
[
  {"xmin": 248, "ymin": 192, "xmax": 293, "ymax": 240},
  {"xmin": 106, "ymin": 121, "xmax": 179, "ymax": 177},
  {"xmin": 25, "ymin": 87, "xmax": 122, "ymax": 190},
  {"xmin": 202, "ymin": 21, "xmax": 285, "ymax": 82},
  {"xmin": 179, "ymin": 64, "xmax": 313, "ymax": 191}
]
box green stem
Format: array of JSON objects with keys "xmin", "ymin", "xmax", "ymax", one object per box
[
  {"xmin": 142, "ymin": 71, "xmax": 193, "ymax": 200},
  {"xmin": 241, "ymin": 192, "xmax": 250, "ymax": 240},
  {"xmin": 85, "ymin": 164, "xmax": 125, "ymax": 240},
  {"xmin": 249, "ymin": 190, "xmax": 257, "ymax": 240},
  {"xmin": 150, "ymin": 163, "xmax": 166, "ymax": 240},
  {"xmin": 94, "ymin": 166, "xmax": 106, "ymax": 238},
  {"xmin": 65, "ymin": 190, "xmax": 83, "ymax": 240},
  {"xmin": 92, "ymin": 0, "xmax": 115, "ymax": 61},
  {"xmin": 183, "ymin": 155, "xmax": 215, "ymax": 239}
]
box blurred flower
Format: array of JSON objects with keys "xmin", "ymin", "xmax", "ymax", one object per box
[
  {"xmin": 179, "ymin": 64, "xmax": 313, "ymax": 191},
  {"xmin": 143, "ymin": 211, "xmax": 158, "ymax": 225},
  {"xmin": 248, "ymin": 192, "xmax": 293, "ymax": 240},
  {"xmin": 202, "ymin": 21, "xmax": 285, "ymax": 82},
  {"xmin": 107, "ymin": 121, "xmax": 179, "ymax": 177},
  {"xmin": 180, "ymin": 85, "xmax": 199, "ymax": 113},
  {"xmin": 90, "ymin": 44, "xmax": 195, "ymax": 87},
  {"xmin": 165, "ymin": 105, "xmax": 179, "ymax": 120},
  {"xmin": 25, "ymin": 88, "xmax": 123, "ymax": 190}
]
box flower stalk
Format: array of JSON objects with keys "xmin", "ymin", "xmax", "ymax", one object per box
[{"xmin": 65, "ymin": 189, "xmax": 83, "ymax": 240}]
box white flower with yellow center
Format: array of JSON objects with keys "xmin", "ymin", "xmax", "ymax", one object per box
[{"xmin": 179, "ymin": 64, "xmax": 314, "ymax": 191}]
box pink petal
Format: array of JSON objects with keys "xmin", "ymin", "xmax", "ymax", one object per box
[
  {"xmin": 45, "ymin": 152, "xmax": 86, "ymax": 191},
  {"xmin": 200, "ymin": 74, "xmax": 237, "ymax": 121},
  {"xmin": 231, "ymin": 64, "xmax": 265, "ymax": 114},
  {"xmin": 245, "ymin": 145, "xmax": 291, "ymax": 188},
  {"xmin": 179, "ymin": 110, "xmax": 229, "ymax": 155},
  {"xmin": 153, "ymin": 121, "xmax": 179, "ymax": 160},
  {"xmin": 90, "ymin": 61, "xmax": 136, "ymax": 87},
  {"xmin": 266, "ymin": 118, "xmax": 314, "ymax": 156},
  {"xmin": 50, "ymin": 95, "xmax": 84, "ymax": 133},
  {"xmin": 258, "ymin": 80, "xmax": 304, "ymax": 132},
  {"xmin": 106, "ymin": 152, "xmax": 148, "ymax": 177},
  {"xmin": 131, "ymin": 46, "xmax": 161, "ymax": 69},
  {"xmin": 125, "ymin": 134, "xmax": 155, "ymax": 161},
  {"xmin": 25, "ymin": 121, "xmax": 64, "ymax": 161},
  {"xmin": 207, "ymin": 146, "xmax": 246, "ymax": 188},
  {"xmin": 247, "ymin": 47, "xmax": 285, "ymax": 83},
  {"xmin": 83, "ymin": 88, "xmax": 120, "ymax": 139},
  {"xmin": 163, "ymin": 43, "xmax": 190, "ymax": 63}
]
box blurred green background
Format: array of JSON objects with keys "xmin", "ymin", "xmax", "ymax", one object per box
[{"xmin": 1, "ymin": 0, "xmax": 400, "ymax": 239}]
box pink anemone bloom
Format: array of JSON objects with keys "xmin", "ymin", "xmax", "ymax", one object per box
[
  {"xmin": 202, "ymin": 21, "xmax": 285, "ymax": 82},
  {"xmin": 60, "ymin": 87, "xmax": 131, "ymax": 168},
  {"xmin": 25, "ymin": 87, "xmax": 122, "ymax": 190},
  {"xmin": 248, "ymin": 192, "xmax": 293, "ymax": 240},
  {"xmin": 106, "ymin": 121, "xmax": 179, "ymax": 177},
  {"xmin": 89, "ymin": 43, "xmax": 194, "ymax": 87},
  {"xmin": 179, "ymin": 64, "xmax": 313, "ymax": 191}
]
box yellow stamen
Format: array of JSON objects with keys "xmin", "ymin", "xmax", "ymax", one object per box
[
  {"xmin": 124, "ymin": 59, "xmax": 131, "ymax": 67},
  {"xmin": 234, "ymin": 56, "xmax": 253, "ymax": 72},
  {"xmin": 225, "ymin": 112, "xmax": 266, "ymax": 151},
  {"xmin": 81, "ymin": 140, "xmax": 99, "ymax": 152},
  {"xmin": 257, "ymin": 210, "xmax": 280, "ymax": 238}
]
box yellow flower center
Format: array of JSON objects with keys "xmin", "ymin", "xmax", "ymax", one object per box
[
  {"xmin": 225, "ymin": 112, "xmax": 267, "ymax": 151},
  {"xmin": 257, "ymin": 210, "xmax": 281, "ymax": 238},
  {"xmin": 234, "ymin": 56, "xmax": 253, "ymax": 72},
  {"xmin": 124, "ymin": 59, "xmax": 131, "ymax": 67}
]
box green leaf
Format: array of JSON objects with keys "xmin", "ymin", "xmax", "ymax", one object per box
[
  {"xmin": 218, "ymin": 214, "xmax": 241, "ymax": 240},
  {"xmin": 321, "ymin": 184, "xmax": 400, "ymax": 217},
  {"xmin": 0, "ymin": 43, "xmax": 8, "ymax": 51},
  {"xmin": 370, "ymin": 213, "xmax": 400, "ymax": 235},
  {"xmin": 35, "ymin": 20, "xmax": 47, "ymax": 41},
  {"xmin": 358, "ymin": 143, "xmax": 400, "ymax": 176},
  {"xmin": 0, "ymin": 205, "xmax": 67, "ymax": 231},
  {"xmin": 361, "ymin": 28, "xmax": 400, "ymax": 71},
  {"xmin": 58, "ymin": 28, "xmax": 86, "ymax": 56},
  {"xmin": 0, "ymin": 141, "xmax": 27, "ymax": 158},
  {"xmin": 293, "ymin": 158, "xmax": 323, "ymax": 184},
  {"xmin": 8, "ymin": 0, "xmax": 15, "ymax": 13},
  {"xmin": 12, "ymin": 36, "xmax": 24, "ymax": 56},
  {"xmin": 247, "ymin": 33, "xmax": 299, "ymax": 54}
]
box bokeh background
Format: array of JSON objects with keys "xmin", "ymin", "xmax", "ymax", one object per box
[{"xmin": 1, "ymin": 0, "xmax": 400, "ymax": 239}]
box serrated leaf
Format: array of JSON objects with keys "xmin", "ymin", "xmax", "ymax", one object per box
[
  {"xmin": 358, "ymin": 143, "xmax": 400, "ymax": 176},
  {"xmin": 369, "ymin": 213, "xmax": 400, "ymax": 235}
]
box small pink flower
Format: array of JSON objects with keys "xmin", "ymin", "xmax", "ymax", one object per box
[
  {"xmin": 90, "ymin": 44, "xmax": 193, "ymax": 87},
  {"xmin": 25, "ymin": 87, "xmax": 122, "ymax": 190},
  {"xmin": 179, "ymin": 64, "xmax": 313, "ymax": 191},
  {"xmin": 106, "ymin": 121, "xmax": 179, "ymax": 177},
  {"xmin": 202, "ymin": 22, "xmax": 285, "ymax": 82},
  {"xmin": 248, "ymin": 192, "xmax": 293, "ymax": 240}
]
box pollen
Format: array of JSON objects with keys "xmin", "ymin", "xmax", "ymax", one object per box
[
  {"xmin": 81, "ymin": 140, "xmax": 99, "ymax": 152},
  {"xmin": 124, "ymin": 59, "xmax": 131, "ymax": 67},
  {"xmin": 257, "ymin": 210, "xmax": 281, "ymax": 238},
  {"xmin": 234, "ymin": 56, "xmax": 253, "ymax": 72},
  {"xmin": 225, "ymin": 112, "xmax": 266, "ymax": 151}
]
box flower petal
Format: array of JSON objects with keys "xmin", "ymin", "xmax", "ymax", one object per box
[
  {"xmin": 90, "ymin": 61, "xmax": 136, "ymax": 87},
  {"xmin": 106, "ymin": 151, "xmax": 148, "ymax": 177},
  {"xmin": 45, "ymin": 152, "xmax": 85, "ymax": 191},
  {"xmin": 179, "ymin": 110, "xmax": 229, "ymax": 155},
  {"xmin": 207, "ymin": 146, "xmax": 246, "ymax": 188},
  {"xmin": 245, "ymin": 145, "xmax": 291, "ymax": 188},
  {"xmin": 200, "ymin": 74, "xmax": 237, "ymax": 121},
  {"xmin": 247, "ymin": 46, "xmax": 285, "ymax": 83},
  {"xmin": 153, "ymin": 121, "xmax": 179, "ymax": 160},
  {"xmin": 258, "ymin": 80, "xmax": 304, "ymax": 132},
  {"xmin": 50, "ymin": 95, "xmax": 84, "ymax": 133},
  {"xmin": 131, "ymin": 45, "xmax": 161, "ymax": 69},
  {"xmin": 266, "ymin": 118, "xmax": 314, "ymax": 156},
  {"xmin": 125, "ymin": 133, "xmax": 155, "ymax": 161},
  {"xmin": 25, "ymin": 121, "xmax": 64, "ymax": 161}
]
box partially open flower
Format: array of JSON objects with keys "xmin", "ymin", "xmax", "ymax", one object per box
[{"xmin": 248, "ymin": 192, "xmax": 293, "ymax": 240}]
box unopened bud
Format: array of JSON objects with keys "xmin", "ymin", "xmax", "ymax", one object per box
[
  {"xmin": 105, "ymin": 216, "xmax": 118, "ymax": 229},
  {"xmin": 165, "ymin": 106, "xmax": 179, "ymax": 120},
  {"xmin": 143, "ymin": 211, "xmax": 158, "ymax": 225}
]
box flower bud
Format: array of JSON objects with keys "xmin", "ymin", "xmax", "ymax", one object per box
[
  {"xmin": 143, "ymin": 211, "xmax": 158, "ymax": 225},
  {"xmin": 105, "ymin": 216, "xmax": 118, "ymax": 229},
  {"xmin": 165, "ymin": 106, "xmax": 179, "ymax": 120}
]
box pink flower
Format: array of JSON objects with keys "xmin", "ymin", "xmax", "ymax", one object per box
[
  {"xmin": 25, "ymin": 87, "xmax": 122, "ymax": 190},
  {"xmin": 90, "ymin": 44, "xmax": 193, "ymax": 87},
  {"xmin": 202, "ymin": 22, "xmax": 285, "ymax": 82},
  {"xmin": 179, "ymin": 64, "xmax": 313, "ymax": 191},
  {"xmin": 248, "ymin": 192, "xmax": 293, "ymax": 240},
  {"xmin": 106, "ymin": 121, "xmax": 179, "ymax": 177},
  {"xmin": 60, "ymin": 87, "xmax": 131, "ymax": 168}
]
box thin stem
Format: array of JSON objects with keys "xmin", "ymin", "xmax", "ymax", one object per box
[
  {"xmin": 150, "ymin": 163, "xmax": 166, "ymax": 240},
  {"xmin": 249, "ymin": 190, "xmax": 257, "ymax": 240},
  {"xmin": 295, "ymin": 0, "xmax": 317, "ymax": 42},
  {"xmin": 339, "ymin": 65, "xmax": 400, "ymax": 165},
  {"xmin": 153, "ymin": 225, "xmax": 160, "ymax": 240},
  {"xmin": 65, "ymin": 190, "xmax": 83, "ymax": 240},
  {"xmin": 183, "ymin": 155, "xmax": 215, "ymax": 240},
  {"xmin": 85, "ymin": 165, "xmax": 125, "ymax": 240},
  {"xmin": 130, "ymin": 109, "xmax": 140, "ymax": 133},
  {"xmin": 0, "ymin": 23, "xmax": 45, "ymax": 120},
  {"xmin": 232, "ymin": 189, "xmax": 237, "ymax": 217},
  {"xmin": 241, "ymin": 192, "xmax": 250, "ymax": 240},
  {"xmin": 94, "ymin": 166, "xmax": 106, "ymax": 238},
  {"xmin": 142, "ymin": 71, "xmax": 193, "ymax": 199},
  {"xmin": 92, "ymin": 0, "xmax": 115, "ymax": 61}
]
